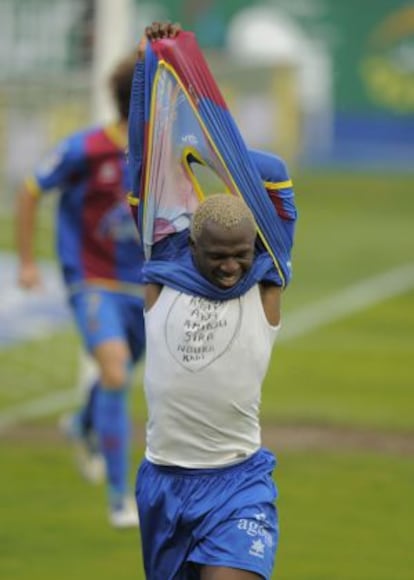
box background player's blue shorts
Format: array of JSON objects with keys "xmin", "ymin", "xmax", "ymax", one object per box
[
  {"xmin": 136, "ymin": 448, "xmax": 279, "ymax": 580},
  {"xmin": 69, "ymin": 287, "xmax": 145, "ymax": 362}
]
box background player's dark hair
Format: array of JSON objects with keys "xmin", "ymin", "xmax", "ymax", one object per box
[{"xmin": 109, "ymin": 52, "xmax": 136, "ymax": 120}]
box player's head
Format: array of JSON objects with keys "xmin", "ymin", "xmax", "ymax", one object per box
[
  {"xmin": 189, "ymin": 194, "xmax": 257, "ymax": 289},
  {"xmin": 109, "ymin": 52, "xmax": 136, "ymax": 120}
]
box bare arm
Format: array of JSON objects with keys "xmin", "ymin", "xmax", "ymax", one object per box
[
  {"xmin": 15, "ymin": 184, "xmax": 42, "ymax": 289},
  {"xmin": 259, "ymin": 283, "xmax": 282, "ymax": 326},
  {"xmin": 145, "ymin": 283, "xmax": 163, "ymax": 311}
]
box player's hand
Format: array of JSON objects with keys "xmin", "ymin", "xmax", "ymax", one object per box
[
  {"xmin": 18, "ymin": 262, "xmax": 42, "ymax": 290},
  {"xmin": 137, "ymin": 21, "xmax": 182, "ymax": 58},
  {"xmin": 145, "ymin": 21, "xmax": 181, "ymax": 41}
]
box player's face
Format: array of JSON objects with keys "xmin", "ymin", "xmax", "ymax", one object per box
[{"xmin": 190, "ymin": 220, "xmax": 256, "ymax": 288}]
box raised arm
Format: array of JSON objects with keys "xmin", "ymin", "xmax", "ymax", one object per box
[{"xmin": 133, "ymin": 23, "xmax": 183, "ymax": 310}]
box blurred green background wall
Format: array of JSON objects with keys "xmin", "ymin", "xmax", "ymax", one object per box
[{"xmin": 150, "ymin": 0, "xmax": 414, "ymax": 167}]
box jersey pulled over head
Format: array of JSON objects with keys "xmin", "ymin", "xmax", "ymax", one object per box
[{"xmin": 128, "ymin": 29, "xmax": 297, "ymax": 297}]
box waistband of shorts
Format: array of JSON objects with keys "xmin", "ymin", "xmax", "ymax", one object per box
[
  {"xmin": 144, "ymin": 447, "xmax": 275, "ymax": 477},
  {"xmin": 68, "ymin": 279, "xmax": 145, "ymax": 298}
]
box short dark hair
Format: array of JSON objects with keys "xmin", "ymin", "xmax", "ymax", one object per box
[{"xmin": 108, "ymin": 52, "xmax": 137, "ymax": 120}]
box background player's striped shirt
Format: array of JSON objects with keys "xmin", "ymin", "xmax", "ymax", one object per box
[{"xmin": 25, "ymin": 124, "xmax": 144, "ymax": 291}]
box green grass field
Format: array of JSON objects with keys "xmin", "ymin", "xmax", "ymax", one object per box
[{"xmin": 1, "ymin": 171, "xmax": 413, "ymax": 579}]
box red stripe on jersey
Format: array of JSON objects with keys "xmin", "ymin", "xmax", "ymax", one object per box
[
  {"xmin": 81, "ymin": 129, "xmax": 124, "ymax": 280},
  {"xmin": 266, "ymin": 188, "xmax": 292, "ymax": 220},
  {"xmin": 151, "ymin": 32, "xmax": 227, "ymax": 108}
]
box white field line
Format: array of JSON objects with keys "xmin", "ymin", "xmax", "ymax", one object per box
[
  {"xmin": 1, "ymin": 263, "xmax": 414, "ymax": 433},
  {"xmin": 0, "ymin": 390, "xmax": 78, "ymax": 433},
  {"xmin": 280, "ymin": 262, "xmax": 414, "ymax": 341}
]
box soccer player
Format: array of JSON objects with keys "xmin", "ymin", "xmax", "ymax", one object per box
[
  {"xmin": 140, "ymin": 195, "xmax": 283, "ymax": 580},
  {"xmin": 130, "ymin": 23, "xmax": 297, "ymax": 578},
  {"xmin": 15, "ymin": 52, "xmax": 144, "ymax": 528}
]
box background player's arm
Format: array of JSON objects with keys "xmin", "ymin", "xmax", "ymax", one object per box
[
  {"xmin": 15, "ymin": 133, "xmax": 84, "ymax": 290},
  {"xmin": 15, "ymin": 181, "xmax": 42, "ymax": 289}
]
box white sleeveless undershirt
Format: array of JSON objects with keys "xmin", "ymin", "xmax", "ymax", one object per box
[{"xmin": 143, "ymin": 284, "xmax": 280, "ymax": 468}]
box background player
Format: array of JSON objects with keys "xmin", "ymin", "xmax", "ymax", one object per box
[{"xmin": 15, "ymin": 52, "xmax": 145, "ymax": 529}]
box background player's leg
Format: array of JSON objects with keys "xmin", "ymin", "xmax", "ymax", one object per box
[
  {"xmin": 60, "ymin": 352, "xmax": 105, "ymax": 484},
  {"xmin": 93, "ymin": 339, "xmax": 138, "ymax": 528}
]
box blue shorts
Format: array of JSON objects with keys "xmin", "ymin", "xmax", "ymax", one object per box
[
  {"xmin": 69, "ymin": 287, "xmax": 145, "ymax": 362},
  {"xmin": 136, "ymin": 448, "xmax": 279, "ymax": 580}
]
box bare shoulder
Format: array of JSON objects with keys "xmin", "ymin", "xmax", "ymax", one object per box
[
  {"xmin": 145, "ymin": 283, "xmax": 163, "ymax": 311},
  {"xmin": 259, "ymin": 283, "xmax": 282, "ymax": 326}
]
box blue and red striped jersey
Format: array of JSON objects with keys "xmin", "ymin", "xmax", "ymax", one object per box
[{"xmin": 27, "ymin": 123, "xmax": 144, "ymax": 288}]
